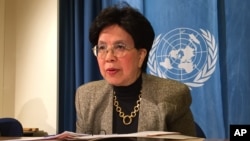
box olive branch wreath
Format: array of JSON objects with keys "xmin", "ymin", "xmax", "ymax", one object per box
[{"xmin": 147, "ymin": 29, "xmax": 218, "ymax": 89}]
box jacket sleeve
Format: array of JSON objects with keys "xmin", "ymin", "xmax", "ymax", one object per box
[
  {"xmin": 75, "ymin": 87, "xmax": 84, "ymax": 133},
  {"xmin": 166, "ymin": 84, "xmax": 196, "ymax": 136}
]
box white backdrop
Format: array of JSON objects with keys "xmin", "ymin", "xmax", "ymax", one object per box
[{"xmin": 0, "ymin": 0, "xmax": 58, "ymax": 135}]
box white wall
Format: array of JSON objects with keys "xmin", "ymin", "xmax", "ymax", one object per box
[{"xmin": 0, "ymin": 0, "xmax": 58, "ymax": 135}]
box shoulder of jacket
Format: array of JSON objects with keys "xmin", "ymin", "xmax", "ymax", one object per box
[
  {"xmin": 77, "ymin": 80, "xmax": 109, "ymax": 91},
  {"xmin": 143, "ymin": 73, "xmax": 187, "ymax": 87}
]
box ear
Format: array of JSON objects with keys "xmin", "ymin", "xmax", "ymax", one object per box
[{"xmin": 138, "ymin": 49, "xmax": 147, "ymax": 68}]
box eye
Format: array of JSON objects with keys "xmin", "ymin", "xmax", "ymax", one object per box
[
  {"xmin": 97, "ymin": 44, "xmax": 107, "ymax": 51},
  {"xmin": 114, "ymin": 43, "xmax": 126, "ymax": 51}
]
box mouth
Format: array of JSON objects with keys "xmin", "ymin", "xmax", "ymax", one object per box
[{"xmin": 106, "ymin": 68, "xmax": 119, "ymax": 75}]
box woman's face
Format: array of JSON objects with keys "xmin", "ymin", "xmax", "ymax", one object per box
[{"xmin": 96, "ymin": 24, "xmax": 146, "ymax": 86}]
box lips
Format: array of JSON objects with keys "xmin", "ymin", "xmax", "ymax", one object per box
[{"xmin": 106, "ymin": 68, "xmax": 118, "ymax": 74}]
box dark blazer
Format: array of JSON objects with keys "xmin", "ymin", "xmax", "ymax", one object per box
[{"xmin": 75, "ymin": 73, "xmax": 196, "ymax": 136}]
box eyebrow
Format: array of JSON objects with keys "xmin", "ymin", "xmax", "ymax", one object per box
[{"xmin": 97, "ymin": 40, "xmax": 127, "ymax": 45}]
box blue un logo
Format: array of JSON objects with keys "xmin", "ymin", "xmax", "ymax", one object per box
[{"xmin": 147, "ymin": 28, "xmax": 218, "ymax": 88}]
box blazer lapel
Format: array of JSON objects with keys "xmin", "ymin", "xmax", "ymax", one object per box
[
  {"xmin": 100, "ymin": 88, "xmax": 113, "ymax": 134},
  {"xmin": 138, "ymin": 77, "xmax": 160, "ymax": 131}
]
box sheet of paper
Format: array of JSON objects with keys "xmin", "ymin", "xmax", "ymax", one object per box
[
  {"xmin": 4, "ymin": 131, "xmax": 202, "ymax": 140},
  {"xmin": 4, "ymin": 131, "xmax": 88, "ymax": 140},
  {"xmin": 73, "ymin": 131, "xmax": 197, "ymax": 140}
]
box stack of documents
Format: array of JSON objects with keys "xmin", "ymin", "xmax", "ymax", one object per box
[{"xmin": 5, "ymin": 131, "xmax": 204, "ymax": 141}]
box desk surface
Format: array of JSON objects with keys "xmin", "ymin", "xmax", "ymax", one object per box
[{"xmin": 0, "ymin": 137, "xmax": 229, "ymax": 141}]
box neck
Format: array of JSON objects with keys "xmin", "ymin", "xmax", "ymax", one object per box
[{"xmin": 113, "ymin": 73, "xmax": 142, "ymax": 97}]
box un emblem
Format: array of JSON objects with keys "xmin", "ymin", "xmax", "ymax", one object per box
[{"xmin": 147, "ymin": 28, "xmax": 218, "ymax": 88}]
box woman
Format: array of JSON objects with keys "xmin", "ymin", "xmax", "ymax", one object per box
[{"xmin": 75, "ymin": 4, "xmax": 196, "ymax": 136}]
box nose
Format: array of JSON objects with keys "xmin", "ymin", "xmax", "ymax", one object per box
[{"xmin": 104, "ymin": 49, "xmax": 116, "ymax": 62}]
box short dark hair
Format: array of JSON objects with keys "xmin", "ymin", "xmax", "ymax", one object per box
[{"xmin": 89, "ymin": 4, "xmax": 155, "ymax": 72}]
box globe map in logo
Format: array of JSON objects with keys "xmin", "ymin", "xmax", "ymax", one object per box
[{"xmin": 148, "ymin": 28, "xmax": 218, "ymax": 88}]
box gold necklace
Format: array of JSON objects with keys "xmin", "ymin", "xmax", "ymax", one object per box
[{"xmin": 113, "ymin": 91, "xmax": 142, "ymax": 125}]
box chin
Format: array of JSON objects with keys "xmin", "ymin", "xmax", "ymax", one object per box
[
  {"xmin": 107, "ymin": 80, "xmax": 126, "ymax": 86},
  {"xmin": 105, "ymin": 78, "xmax": 120, "ymax": 85}
]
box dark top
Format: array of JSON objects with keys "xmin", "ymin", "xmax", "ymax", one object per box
[{"xmin": 112, "ymin": 74, "xmax": 142, "ymax": 134}]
